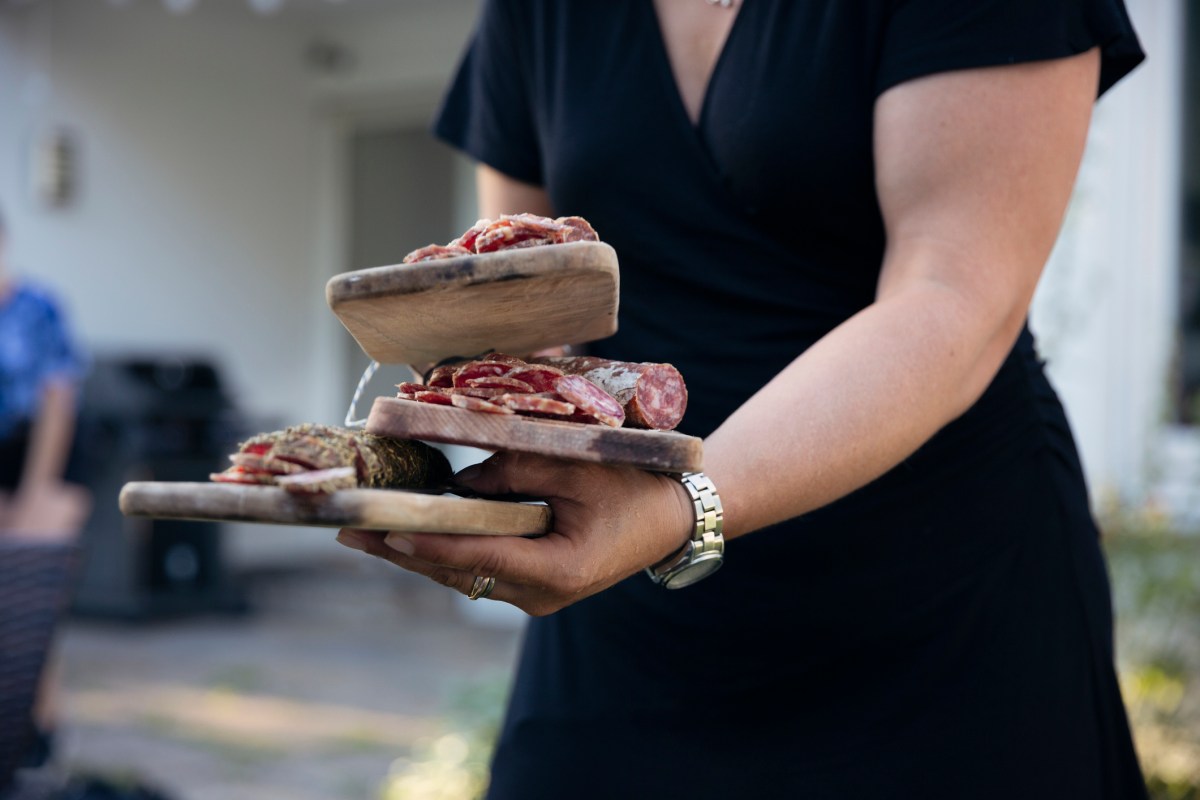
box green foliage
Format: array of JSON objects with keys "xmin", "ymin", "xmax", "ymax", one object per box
[{"xmin": 1101, "ymin": 514, "xmax": 1200, "ymax": 797}]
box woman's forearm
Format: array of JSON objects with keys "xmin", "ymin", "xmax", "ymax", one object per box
[{"xmin": 703, "ymin": 275, "xmax": 1024, "ymax": 540}]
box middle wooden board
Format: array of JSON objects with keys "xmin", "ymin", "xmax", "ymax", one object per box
[{"xmin": 366, "ymin": 396, "xmax": 703, "ymax": 473}]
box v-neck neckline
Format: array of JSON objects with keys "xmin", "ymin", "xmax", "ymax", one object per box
[{"xmin": 644, "ymin": 0, "xmax": 747, "ymax": 134}]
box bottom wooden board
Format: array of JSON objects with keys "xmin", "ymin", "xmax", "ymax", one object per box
[
  {"xmin": 119, "ymin": 482, "xmax": 552, "ymax": 535},
  {"xmin": 366, "ymin": 396, "xmax": 704, "ymax": 473}
]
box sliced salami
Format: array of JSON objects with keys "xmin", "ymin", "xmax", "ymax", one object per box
[
  {"xmin": 449, "ymin": 218, "xmax": 490, "ymax": 252},
  {"xmin": 465, "ymin": 375, "xmax": 536, "ymax": 392},
  {"xmin": 552, "ymin": 375, "xmax": 625, "ymax": 428},
  {"xmin": 506, "ymin": 365, "xmax": 565, "ymax": 393},
  {"xmin": 275, "ymin": 466, "xmax": 358, "ymax": 494},
  {"xmin": 554, "ymin": 216, "xmax": 599, "ymax": 243},
  {"xmin": 497, "ymin": 393, "xmax": 577, "ymax": 417},
  {"xmin": 458, "ymin": 386, "xmax": 511, "ymax": 399},
  {"xmin": 450, "ymin": 394, "xmax": 515, "ymax": 414},
  {"xmin": 425, "ymin": 365, "xmax": 457, "ymax": 389},
  {"xmin": 396, "ymin": 381, "xmax": 428, "ymax": 397},
  {"xmin": 452, "ymin": 361, "xmax": 512, "ymax": 387},
  {"xmin": 415, "ymin": 390, "xmax": 454, "ymax": 405},
  {"xmin": 474, "ymin": 214, "xmax": 562, "ymax": 253},
  {"xmin": 532, "ymin": 357, "xmax": 686, "ymax": 430},
  {"xmin": 402, "ymin": 244, "xmax": 471, "ymax": 264}
]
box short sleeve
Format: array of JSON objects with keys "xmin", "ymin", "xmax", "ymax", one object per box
[
  {"xmin": 875, "ymin": 0, "xmax": 1146, "ymax": 99},
  {"xmin": 36, "ymin": 296, "xmax": 87, "ymax": 385},
  {"xmin": 432, "ymin": 0, "xmax": 544, "ymax": 186}
]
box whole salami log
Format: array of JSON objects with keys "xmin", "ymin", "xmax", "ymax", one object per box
[{"xmin": 531, "ymin": 356, "xmax": 687, "ymax": 431}]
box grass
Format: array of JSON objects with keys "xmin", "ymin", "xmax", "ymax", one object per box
[{"xmin": 1101, "ymin": 511, "xmax": 1200, "ymax": 798}]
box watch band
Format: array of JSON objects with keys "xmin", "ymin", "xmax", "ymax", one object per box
[{"xmin": 646, "ymin": 472, "xmax": 725, "ymax": 589}]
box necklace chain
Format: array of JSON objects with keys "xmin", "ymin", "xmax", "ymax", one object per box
[{"xmin": 705, "ymin": 0, "xmax": 737, "ymax": 7}]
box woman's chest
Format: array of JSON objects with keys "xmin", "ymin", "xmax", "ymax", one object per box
[{"xmin": 530, "ymin": 1, "xmax": 890, "ymax": 242}]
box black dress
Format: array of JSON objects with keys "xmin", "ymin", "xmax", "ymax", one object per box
[{"xmin": 433, "ymin": 2, "xmax": 1148, "ymax": 797}]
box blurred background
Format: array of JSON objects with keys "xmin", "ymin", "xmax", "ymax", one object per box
[{"xmin": 0, "ymin": 0, "xmax": 1197, "ymax": 798}]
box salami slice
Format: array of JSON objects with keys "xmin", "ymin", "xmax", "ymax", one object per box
[
  {"xmin": 396, "ymin": 381, "xmax": 429, "ymax": 397},
  {"xmin": 450, "ymin": 394, "xmax": 515, "ymax": 414},
  {"xmin": 533, "ymin": 357, "xmax": 686, "ymax": 430},
  {"xmin": 402, "ymin": 244, "xmax": 471, "ymax": 264},
  {"xmin": 465, "ymin": 375, "xmax": 536, "ymax": 392},
  {"xmin": 452, "ymin": 361, "xmax": 512, "ymax": 387},
  {"xmin": 425, "ymin": 365, "xmax": 457, "ymax": 389},
  {"xmin": 506, "ymin": 365, "xmax": 565, "ymax": 393},
  {"xmin": 449, "ymin": 218, "xmax": 490, "ymax": 252},
  {"xmin": 554, "ymin": 216, "xmax": 599, "ymax": 243},
  {"xmin": 552, "ymin": 375, "xmax": 625, "ymax": 428},
  {"xmin": 414, "ymin": 390, "xmax": 454, "ymax": 405},
  {"xmin": 275, "ymin": 466, "xmax": 358, "ymax": 494},
  {"xmin": 474, "ymin": 214, "xmax": 562, "ymax": 253},
  {"xmin": 458, "ymin": 386, "xmax": 511, "ymax": 399},
  {"xmin": 497, "ymin": 393, "xmax": 577, "ymax": 417}
]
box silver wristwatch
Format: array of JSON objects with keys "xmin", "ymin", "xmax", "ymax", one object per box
[{"xmin": 646, "ymin": 472, "xmax": 725, "ymax": 589}]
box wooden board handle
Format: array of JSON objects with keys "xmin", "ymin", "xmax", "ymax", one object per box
[{"xmin": 119, "ymin": 482, "xmax": 552, "ymax": 536}]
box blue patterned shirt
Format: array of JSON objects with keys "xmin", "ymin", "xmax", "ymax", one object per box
[{"xmin": 0, "ymin": 281, "xmax": 87, "ymax": 440}]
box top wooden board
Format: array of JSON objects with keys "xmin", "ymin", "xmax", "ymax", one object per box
[{"xmin": 326, "ymin": 241, "xmax": 620, "ymax": 367}]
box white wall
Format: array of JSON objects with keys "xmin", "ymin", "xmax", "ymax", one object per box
[
  {"xmin": 0, "ymin": 0, "xmax": 483, "ymax": 565},
  {"xmin": 1030, "ymin": 0, "xmax": 1185, "ymax": 513}
]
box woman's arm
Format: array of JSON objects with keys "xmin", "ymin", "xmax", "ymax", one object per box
[
  {"xmin": 476, "ymin": 163, "xmax": 556, "ymax": 220},
  {"xmin": 706, "ymin": 48, "xmax": 1100, "ymax": 536},
  {"xmin": 338, "ymin": 50, "xmax": 1101, "ymax": 612}
]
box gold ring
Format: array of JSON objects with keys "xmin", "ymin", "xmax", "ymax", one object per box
[{"xmin": 468, "ymin": 575, "xmax": 495, "ymax": 601}]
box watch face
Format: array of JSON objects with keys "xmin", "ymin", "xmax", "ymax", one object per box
[{"xmin": 663, "ymin": 553, "xmax": 723, "ymax": 590}]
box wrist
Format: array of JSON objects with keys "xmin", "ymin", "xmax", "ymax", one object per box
[{"xmin": 645, "ymin": 472, "xmax": 725, "ymax": 589}]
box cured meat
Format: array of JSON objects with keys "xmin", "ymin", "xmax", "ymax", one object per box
[
  {"xmin": 401, "ymin": 244, "xmax": 472, "ymax": 264},
  {"xmin": 555, "ymin": 216, "xmax": 599, "ymax": 243},
  {"xmin": 209, "ymin": 424, "xmax": 451, "ymax": 493},
  {"xmin": 552, "ymin": 375, "xmax": 625, "ymax": 428},
  {"xmin": 474, "ymin": 215, "xmax": 560, "ymax": 254},
  {"xmin": 506, "ymin": 365, "xmax": 565, "ymax": 393},
  {"xmin": 452, "ymin": 361, "xmax": 512, "ymax": 387},
  {"xmin": 394, "ymin": 352, "xmax": 686, "ymax": 430},
  {"xmin": 401, "ymin": 213, "xmax": 600, "ymax": 262},
  {"xmin": 450, "ymin": 394, "xmax": 515, "ymax": 414},
  {"xmin": 425, "ymin": 365, "xmax": 457, "ymax": 389},
  {"xmin": 532, "ymin": 357, "xmax": 687, "ymax": 430},
  {"xmin": 497, "ymin": 393, "xmax": 576, "ymax": 417},
  {"xmin": 415, "ymin": 390, "xmax": 454, "ymax": 405},
  {"xmin": 449, "ymin": 219, "xmax": 490, "ymax": 252},
  {"xmin": 464, "ymin": 375, "xmax": 536, "ymax": 392}
]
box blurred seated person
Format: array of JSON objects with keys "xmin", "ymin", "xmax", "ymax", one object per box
[
  {"xmin": 0, "ymin": 206, "xmax": 90, "ymax": 774},
  {"xmin": 0, "ymin": 207, "xmax": 90, "ymax": 536}
]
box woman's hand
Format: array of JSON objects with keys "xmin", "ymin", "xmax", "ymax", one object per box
[{"xmin": 335, "ymin": 452, "xmax": 695, "ymax": 616}]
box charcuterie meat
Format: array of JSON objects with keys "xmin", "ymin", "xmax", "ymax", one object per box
[
  {"xmin": 497, "ymin": 393, "xmax": 577, "ymax": 417},
  {"xmin": 210, "ymin": 424, "xmax": 451, "ymax": 494},
  {"xmin": 531, "ymin": 357, "xmax": 687, "ymax": 430},
  {"xmin": 402, "ymin": 214, "xmax": 600, "ymax": 263},
  {"xmin": 450, "ymin": 394, "xmax": 515, "ymax": 414},
  {"xmin": 401, "ymin": 244, "xmax": 472, "ymax": 264},
  {"xmin": 396, "ymin": 351, "xmax": 687, "ymax": 430},
  {"xmin": 551, "ymin": 375, "xmax": 625, "ymax": 428}
]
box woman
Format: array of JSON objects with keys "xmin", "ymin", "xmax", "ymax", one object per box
[{"xmin": 337, "ymin": 1, "xmax": 1148, "ymax": 796}]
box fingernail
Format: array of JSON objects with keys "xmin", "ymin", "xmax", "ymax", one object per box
[
  {"xmin": 455, "ymin": 464, "xmax": 482, "ymax": 484},
  {"xmin": 384, "ymin": 532, "xmax": 415, "ymax": 555},
  {"xmin": 336, "ymin": 530, "xmax": 367, "ymax": 552}
]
